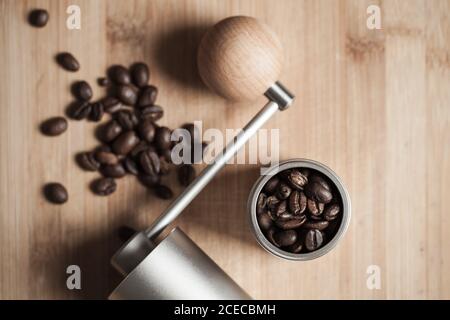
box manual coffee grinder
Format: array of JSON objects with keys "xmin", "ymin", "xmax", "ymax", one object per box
[{"xmin": 109, "ymin": 16, "xmax": 295, "ymax": 300}]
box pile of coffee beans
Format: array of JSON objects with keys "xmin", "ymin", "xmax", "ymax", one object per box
[
  {"xmin": 40, "ymin": 51, "xmax": 202, "ymax": 203},
  {"xmin": 256, "ymin": 168, "xmax": 342, "ymax": 253}
]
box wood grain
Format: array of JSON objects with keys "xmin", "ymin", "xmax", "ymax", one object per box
[{"xmin": 0, "ymin": 0, "xmax": 449, "ymax": 299}]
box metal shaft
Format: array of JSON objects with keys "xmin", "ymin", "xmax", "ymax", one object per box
[{"xmin": 145, "ymin": 101, "xmax": 279, "ymax": 239}]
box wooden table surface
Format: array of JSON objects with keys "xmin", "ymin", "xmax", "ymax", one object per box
[{"xmin": 1, "ymin": 0, "xmax": 449, "ymax": 299}]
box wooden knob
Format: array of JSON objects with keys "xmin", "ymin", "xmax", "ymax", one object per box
[{"xmin": 198, "ymin": 16, "xmax": 283, "ymax": 102}]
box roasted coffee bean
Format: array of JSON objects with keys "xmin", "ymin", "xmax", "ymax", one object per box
[
  {"xmin": 130, "ymin": 63, "xmax": 150, "ymax": 88},
  {"xmin": 70, "ymin": 101, "xmax": 91, "ymax": 120},
  {"xmin": 123, "ymin": 157, "xmax": 139, "ymax": 175},
  {"xmin": 271, "ymin": 200, "xmax": 287, "ymax": 218},
  {"xmin": 56, "ymin": 52, "xmax": 80, "ymax": 72},
  {"xmin": 95, "ymin": 144, "xmax": 112, "ymax": 153},
  {"xmin": 130, "ymin": 141, "xmax": 151, "ymax": 158},
  {"xmin": 286, "ymin": 239, "xmax": 303, "ymax": 253},
  {"xmin": 44, "ymin": 183, "xmax": 68, "ymax": 204},
  {"xmin": 137, "ymin": 85, "xmax": 158, "ymax": 108},
  {"xmin": 287, "ymin": 169, "xmax": 308, "ymax": 189},
  {"xmin": 305, "ymin": 229, "xmax": 324, "ymax": 251},
  {"xmin": 108, "ymin": 65, "xmax": 131, "ymax": 85},
  {"xmin": 266, "ymin": 227, "xmax": 280, "ymax": 247},
  {"xmin": 139, "ymin": 150, "xmax": 160, "ymax": 175},
  {"xmin": 138, "ymin": 173, "xmax": 160, "ymax": 188},
  {"xmin": 102, "ymin": 97, "xmax": 122, "ymax": 113},
  {"xmin": 159, "ymin": 157, "xmax": 170, "ymax": 175},
  {"xmin": 28, "ymin": 9, "xmax": 49, "ymax": 27},
  {"xmin": 178, "ymin": 164, "xmax": 195, "ymax": 186},
  {"xmin": 257, "ymin": 211, "xmax": 273, "ymax": 232},
  {"xmin": 72, "ymin": 81, "xmax": 93, "ymax": 101},
  {"xmin": 89, "ymin": 102, "xmax": 104, "ymax": 121},
  {"xmin": 307, "ymin": 198, "xmax": 325, "ymax": 216},
  {"xmin": 97, "ymin": 77, "xmax": 110, "ymax": 87},
  {"xmin": 324, "ymin": 204, "xmax": 340, "ymax": 221},
  {"xmin": 117, "ymin": 225, "xmax": 136, "ymax": 242},
  {"xmin": 41, "ymin": 117, "xmax": 68, "ymax": 136},
  {"xmin": 155, "ymin": 126, "xmax": 172, "ymax": 150},
  {"xmin": 266, "ymin": 195, "xmax": 280, "ymax": 211},
  {"xmin": 256, "ymin": 193, "xmax": 267, "ymax": 215},
  {"xmin": 100, "ymin": 163, "xmax": 126, "ymax": 178},
  {"xmin": 139, "ymin": 105, "xmax": 163, "ymax": 121},
  {"xmin": 112, "ymin": 131, "xmax": 140, "ymax": 155},
  {"xmin": 101, "ymin": 120, "xmax": 122, "ymax": 142},
  {"xmin": 288, "ymin": 190, "xmax": 307, "ymax": 214},
  {"xmin": 273, "ymin": 230, "xmax": 297, "ymax": 247},
  {"xmin": 154, "ymin": 184, "xmax": 173, "ymax": 199},
  {"xmin": 263, "ymin": 176, "xmax": 279, "ymax": 194},
  {"xmin": 305, "ymin": 175, "xmax": 333, "ymax": 203},
  {"xmin": 137, "ymin": 119, "xmax": 156, "ymax": 142},
  {"xmin": 116, "ymin": 84, "xmax": 138, "ymax": 106},
  {"xmin": 276, "ymin": 182, "xmax": 292, "ymax": 200},
  {"xmin": 161, "ymin": 148, "xmax": 172, "ymax": 163},
  {"xmin": 91, "ymin": 177, "xmax": 117, "ymax": 196},
  {"xmin": 95, "ymin": 151, "xmax": 119, "ymax": 165},
  {"xmin": 115, "ymin": 110, "xmax": 138, "ymax": 130},
  {"xmin": 77, "ymin": 152, "xmax": 100, "ymax": 171},
  {"xmin": 275, "ymin": 215, "xmax": 306, "ymax": 230},
  {"xmin": 304, "ymin": 220, "xmax": 329, "ymax": 231}
]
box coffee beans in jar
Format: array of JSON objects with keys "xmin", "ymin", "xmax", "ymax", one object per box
[{"xmin": 255, "ymin": 167, "xmax": 343, "ymax": 254}]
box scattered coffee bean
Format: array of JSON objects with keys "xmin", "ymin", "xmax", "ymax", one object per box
[
  {"xmin": 159, "ymin": 157, "xmax": 170, "ymax": 175},
  {"xmin": 138, "ymin": 173, "xmax": 160, "ymax": 188},
  {"xmin": 98, "ymin": 77, "xmax": 110, "ymax": 87},
  {"xmin": 178, "ymin": 164, "xmax": 196, "ymax": 186},
  {"xmin": 28, "ymin": 9, "xmax": 49, "ymax": 28},
  {"xmin": 72, "ymin": 81, "xmax": 93, "ymax": 101},
  {"xmin": 137, "ymin": 119, "xmax": 156, "ymax": 142},
  {"xmin": 263, "ymin": 176, "xmax": 279, "ymax": 194},
  {"xmin": 95, "ymin": 151, "xmax": 119, "ymax": 165},
  {"xmin": 89, "ymin": 102, "xmax": 104, "ymax": 121},
  {"xmin": 44, "ymin": 183, "xmax": 68, "ymax": 204},
  {"xmin": 108, "ymin": 65, "xmax": 131, "ymax": 85},
  {"xmin": 123, "ymin": 157, "xmax": 139, "ymax": 175},
  {"xmin": 273, "ymin": 230, "xmax": 297, "ymax": 247},
  {"xmin": 116, "ymin": 84, "xmax": 138, "ymax": 106},
  {"xmin": 257, "ymin": 167, "xmax": 343, "ymax": 254},
  {"xmin": 130, "ymin": 140, "xmax": 151, "ymax": 158},
  {"xmin": 305, "ymin": 229, "xmax": 324, "ymax": 251},
  {"xmin": 137, "ymin": 85, "xmax": 158, "ymax": 108},
  {"xmin": 102, "ymin": 97, "xmax": 122, "ymax": 113},
  {"xmin": 155, "ymin": 126, "xmax": 172, "ymax": 150},
  {"xmin": 70, "ymin": 101, "xmax": 92, "ymax": 120},
  {"xmin": 112, "ymin": 131, "xmax": 140, "ymax": 155},
  {"xmin": 91, "ymin": 177, "xmax": 117, "ymax": 196},
  {"xmin": 100, "ymin": 163, "xmax": 126, "ymax": 178},
  {"xmin": 154, "ymin": 184, "xmax": 173, "ymax": 199},
  {"xmin": 324, "ymin": 204, "xmax": 340, "ymax": 221},
  {"xmin": 130, "ymin": 63, "xmax": 150, "ymax": 88},
  {"xmin": 77, "ymin": 152, "xmax": 100, "ymax": 171},
  {"xmin": 115, "ymin": 110, "xmax": 138, "ymax": 130},
  {"xmin": 139, "ymin": 149, "xmax": 160, "ymax": 175},
  {"xmin": 101, "ymin": 120, "xmax": 123, "ymax": 142},
  {"xmin": 56, "ymin": 52, "xmax": 80, "ymax": 72},
  {"xmin": 40, "ymin": 117, "xmax": 68, "ymax": 136},
  {"xmin": 139, "ymin": 105, "xmax": 163, "ymax": 121}
]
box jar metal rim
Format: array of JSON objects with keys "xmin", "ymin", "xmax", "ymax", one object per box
[{"xmin": 247, "ymin": 158, "xmax": 351, "ymax": 261}]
